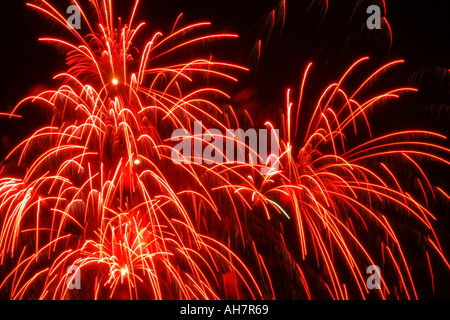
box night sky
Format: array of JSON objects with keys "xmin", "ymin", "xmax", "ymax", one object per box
[
  {"xmin": 0, "ymin": 0, "xmax": 450, "ymax": 299},
  {"xmin": 1, "ymin": 0, "xmax": 450, "ymax": 151},
  {"xmin": 1, "ymin": 1, "xmax": 450, "ymax": 101}
]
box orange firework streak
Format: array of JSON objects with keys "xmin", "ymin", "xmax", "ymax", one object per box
[{"xmin": 0, "ymin": 0, "xmax": 449, "ymax": 300}]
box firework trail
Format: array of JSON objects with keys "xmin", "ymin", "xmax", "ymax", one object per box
[{"xmin": 0, "ymin": 0, "xmax": 449, "ymax": 299}]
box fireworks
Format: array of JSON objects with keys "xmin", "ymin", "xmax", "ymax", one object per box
[{"xmin": 0, "ymin": 0, "xmax": 449, "ymax": 300}]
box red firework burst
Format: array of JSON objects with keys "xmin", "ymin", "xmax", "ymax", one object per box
[{"xmin": 0, "ymin": 0, "xmax": 449, "ymax": 300}]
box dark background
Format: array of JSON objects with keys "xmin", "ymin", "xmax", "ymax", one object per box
[
  {"xmin": 1, "ymin": 0, "xmax": 450, "ymax": 151},
  {"xmin": 1, "ymin": 0, "xmax": 450, "ymax": 105},
  {"xmin": 0, "ymin": 0, "xmax": 449, "ymax": 299}
]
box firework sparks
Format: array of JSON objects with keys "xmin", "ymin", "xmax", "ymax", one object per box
[{"xmin": 0, "ymin": 0, "xmax": 449, "ymax": 300}]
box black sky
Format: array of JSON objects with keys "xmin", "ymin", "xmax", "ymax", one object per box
[{"xmin": 1, "ymin": 0, "xmax": 450, "ymax": 108}]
